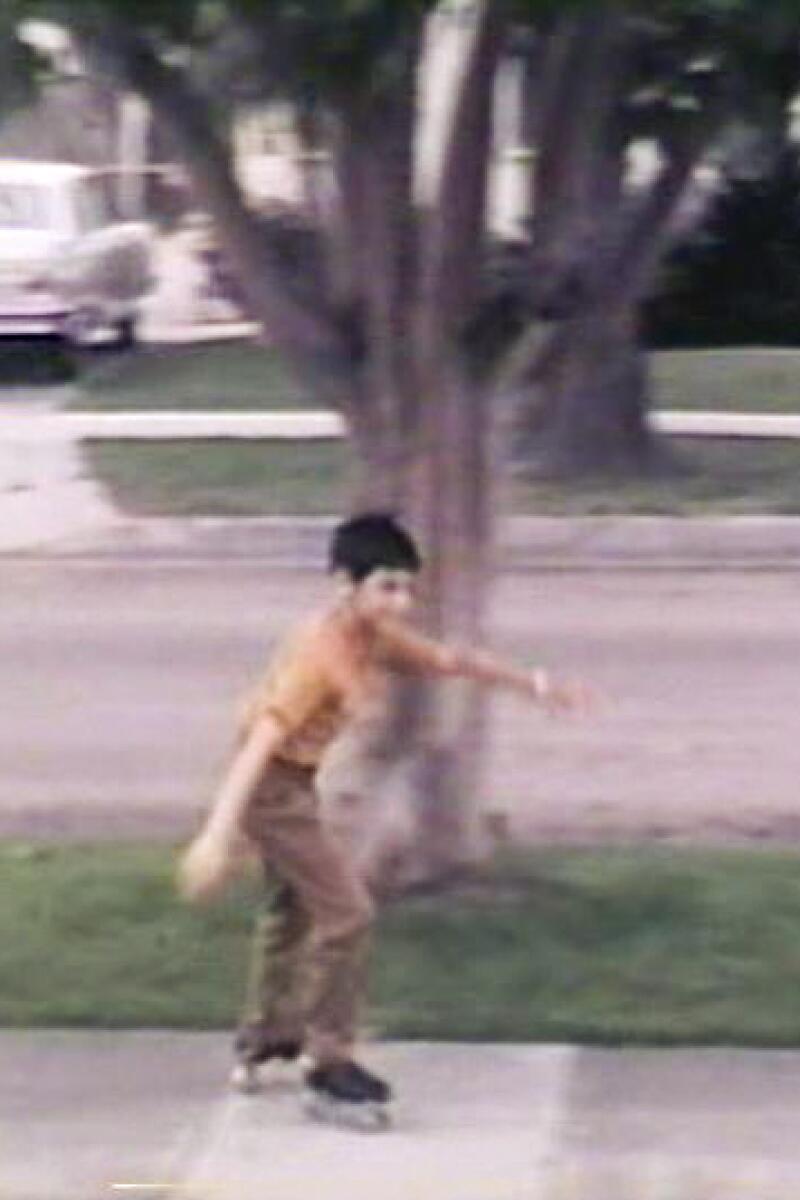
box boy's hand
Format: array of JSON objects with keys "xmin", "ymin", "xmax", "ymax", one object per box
[
  {"xmin": 177, "ymin": 827, "xmax": 247, "ymax": 903},
  {"xmin": 530, "ymin": 670, "xmax": 597, "ymax": 716}
]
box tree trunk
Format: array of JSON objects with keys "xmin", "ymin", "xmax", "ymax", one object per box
[
  {"xmin": 370, "ymin": 1, "xmax": 504, "ymax": 883},
  {"xmin": 525, "ymin": 7, "xmax": 628, "ymax": 298},
  {"xmin": 516, "ymin": 130, "xmax": 723, "ymax": 478},
  {"xmin": 521, "ymin": 307, "xmax": 654, "ymax": 477},
  {"xmin": 325, "ymin": 5, "xmax": 504, "ymax": 890},
  {"xmin": 405, "ymin": 358, "xmax": 494, "ymax": 879},
  {"xmin": 514, "ymin": 12, "xmax": 647, "ymax": 477},
  {"xmin": 327, "ymin": 358, "xmax": 496, "ymax": 895}
]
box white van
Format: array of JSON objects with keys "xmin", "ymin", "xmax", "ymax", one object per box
[{"xmin": 0, "ymin": 160, "xmax": 153, "ymax": 346}]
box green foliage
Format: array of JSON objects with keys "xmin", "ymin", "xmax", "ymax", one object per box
[
  {"xmin": 222, "ymin": 0, "xmax": 437, "ymax": 103},
  {"xmin": 18, "ymin": 0, "xmax": 800, "ymax": 152},
  {"xmin": 0, "ymin": 340, "xmax": 76, "ymax": 384},
  {"xmin": 511, "ymin": 0, "xmax": 800, "ymax": 141},
  {"xmin": 0, "ymin": 5, "xmax": 51, "ymax": 120},
  {"xmin": 25, "ymin": 0, "xmax": 439, "ymax": 103},
  {"xmin": 648, "ymin": 149, "xmax": 800, "ymax": 346},
  {"xmin": 21, "ymin": 0, "xmax": 200, "ymax": 41}
]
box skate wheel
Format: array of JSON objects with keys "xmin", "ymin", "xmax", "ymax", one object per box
[
  {"xmin": 303, "ymin": 1091, "xmax": 391, "ymax": 1132},
  {"xmin": 229, "ymin": 1062, "xmax": 261, "ymax": 1094},
  {"xmin": 370, "ymin": 1105, "xmax": 391, "ymax": 1131}
]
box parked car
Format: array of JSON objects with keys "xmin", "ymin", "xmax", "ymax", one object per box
[{"xmin": 0, "ymin": 160, "xmax": 153, "ymax": 347}]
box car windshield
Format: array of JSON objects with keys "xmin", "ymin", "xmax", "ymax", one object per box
[{"xmin": 0, "ymin": 183, "xmax": 50, "ymax": 230}]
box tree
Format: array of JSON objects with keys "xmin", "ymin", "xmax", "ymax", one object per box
[
  {"xmin": 8, "ymin": 0, "xmax": 520, "ymax": 884},
  {"xmin": 511, "ymin": 0, "xmax": 800, "ymax": 475},
  {"xmin": 9, "ymin": 0, "xmax": 800, "ymax": 881}
]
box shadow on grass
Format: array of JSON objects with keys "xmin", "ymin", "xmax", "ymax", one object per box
[{"xmin": 0, "ymin": 338, "xmax": 77, "ymax": 386}]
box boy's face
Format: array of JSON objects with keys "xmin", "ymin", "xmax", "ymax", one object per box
[{"xmin": 349, "ymin": 567, "xmax": 417, "ymax": 624}]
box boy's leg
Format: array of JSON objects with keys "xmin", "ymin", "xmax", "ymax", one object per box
[
  {"xmin": 275, "ymin": 822, "xmax": 373, "ymax": 1065},
  {"xmin": 243, "ymin": 761, "xmax": 374, "ymax": 1067},
  {"xmin": 236, "ymin": 872, "xmax": 311, "ymax": 1063}
]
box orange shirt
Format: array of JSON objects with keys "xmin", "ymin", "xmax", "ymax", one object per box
[{"xmin": 239, "ymin": 608, "xmax": 464, "ymax": 768}]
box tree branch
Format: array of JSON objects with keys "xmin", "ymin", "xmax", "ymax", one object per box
[
  {"xmin": 359, "ymin": 81, "xmax": 420, "ymax": 443},
  {"xmin": 489, "ymin": 117, "xmax": 725, "ymax": 410},
  {"xmin": 73, "ymin": 15, "xmax": 349, "ymax": 379},
  {"xmin": 527, "ymin": 5, "xmax": 630, "ymax": 293},
  {"xmin": 327, "ymin": 114, "xmax": 370, "ymax": 316},
  {"xmin": 419, "ymin": 0, "xmax": 505, "ymax": 349},
  {"xmin": 597, "ymin": 104, "xmax": 726, "ymax": 310}
]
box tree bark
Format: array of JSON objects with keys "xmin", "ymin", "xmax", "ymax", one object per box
[
  {"xmin": 357, "ymin": 86, "xmax": 420, "ymax": 509},
  {"xmin": 417, "ymin": 361, "xmax": 495, "ymax": 875},
  {"xmin": 354, "ymin": 358, "xmax": 495, "ymax": 890},
  {"xmin": 324, "ymin": 357, "xmax": 497, "ymax": 892},
  {"xmin": 397, "ymin": 1, "xmax": 505, "ymax": 878},
  {"xmin": 520, "ymin": 306, "xmax": 653, "ymax": 476},
  {"xmin": 526, "ymin": 7, "xmax": 628, "ymax": 296}
]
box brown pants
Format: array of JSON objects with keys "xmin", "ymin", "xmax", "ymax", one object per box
[{"xmin": 239, "ymin": 759, "xmax": 374, "ymax": 1065}]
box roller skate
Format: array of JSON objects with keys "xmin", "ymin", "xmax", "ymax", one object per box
[
  {"xmin": 303, "ymin": 1059, "xmax": 393, "ymax": 1131},
  {"xmin": 229, "ymin": 1024, "xmax": 303, "ymax": 1094}
]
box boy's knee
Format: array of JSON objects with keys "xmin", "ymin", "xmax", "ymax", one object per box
[
  {"xmin": 322, "ymin": 891, "xmax": 374, "ymax": 947},
  {"xmin": 345, "ymin": 890, "xmax": 375, "ymax": 939}
]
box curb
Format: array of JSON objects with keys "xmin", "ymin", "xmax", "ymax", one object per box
[
  {"xmin": 11, "ymin": 514, "xmax": 800, "ymax": 569},
  {"xmin": 9, "ymin": 409, "xmax": 800, "ymax": 440}
]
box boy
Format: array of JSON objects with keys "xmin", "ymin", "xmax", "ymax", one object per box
[{"xmin": 179, "ymin": 513, "xmax": 588, "ymax": 1114}]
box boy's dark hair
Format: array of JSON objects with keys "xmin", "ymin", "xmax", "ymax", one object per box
[{"xmin": 329, "ymin": 512, "xmax": 422, "ymax": 582}]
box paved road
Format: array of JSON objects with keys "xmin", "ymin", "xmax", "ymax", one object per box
[
  {"xmin": 5, "ymin": 1033, "xmax": 800, "ymax": 1200},
  {"xmin": 2, "ymin": 562, "xmax": 800, "ymax": 844}
]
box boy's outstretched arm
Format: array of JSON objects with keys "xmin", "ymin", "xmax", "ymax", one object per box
[
  {"xmin": 177, "ymin": 715, "xmax": 284, "ymax": 903},
  {"xmin": 448, "ymin": 646, "xmax": 591, "ymax": 712},
  {"xmin": 376, "ymin": 618, "xmax": 591, "ymax": 712}
]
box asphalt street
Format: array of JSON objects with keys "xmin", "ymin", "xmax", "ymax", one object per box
[{"xmin": 3, "ymin": 561, "xmax": 800, "ymax": 844}]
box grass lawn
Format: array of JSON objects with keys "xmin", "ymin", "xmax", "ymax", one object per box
[
  {"xmin": 85, "ymin": 435, "xmax": 800, "ymax": 517},
  {"xmin": 67, "ymin": 342, "xmax": 800, "ymax": 414},
  {"xmin": 4, "ymin": 842, "xmax": 800, "ymax": 1044},
  {"xmin": 512, "ymin": 437, "xmax": 800, "ymax": 516},
  {"xmin": 84, "ymin": 439, "xmax": 354, "ymax": 516},
  {"xmin": 74, "ymin": 341, "xmax": 312, "ymax": 411},
  {"xmin": 653, "ymin": 348, "xmax": 800, "ymax": 412}
]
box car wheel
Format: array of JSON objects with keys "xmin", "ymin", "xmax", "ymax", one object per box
[
  {"xmin": 64, "ymin": 307, "xmax": 106, "ymax": 348},
  {"xmin": 113, "ymin": 316, "xmax": 138, "ymax": 351}
]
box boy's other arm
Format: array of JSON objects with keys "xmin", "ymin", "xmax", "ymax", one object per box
[
  {"xmin": 178, "ymin": 644, "xmax": 331, "ymax": 902},
  {"xmin": 206, "ymin": 714, "xmax": 285, "ymax": 842},
  {"xmin": 177, "ymin": 714, "xmax": 284, "ymax": 902}
]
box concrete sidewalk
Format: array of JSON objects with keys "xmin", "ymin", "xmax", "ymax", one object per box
[
  {"xmin": 0, "ymin": 390, "xmax": 117, "ymax": 552},
  {"xmin": 5, "ymin": 1033, "xmax": 800, "ymax": 1200}
]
